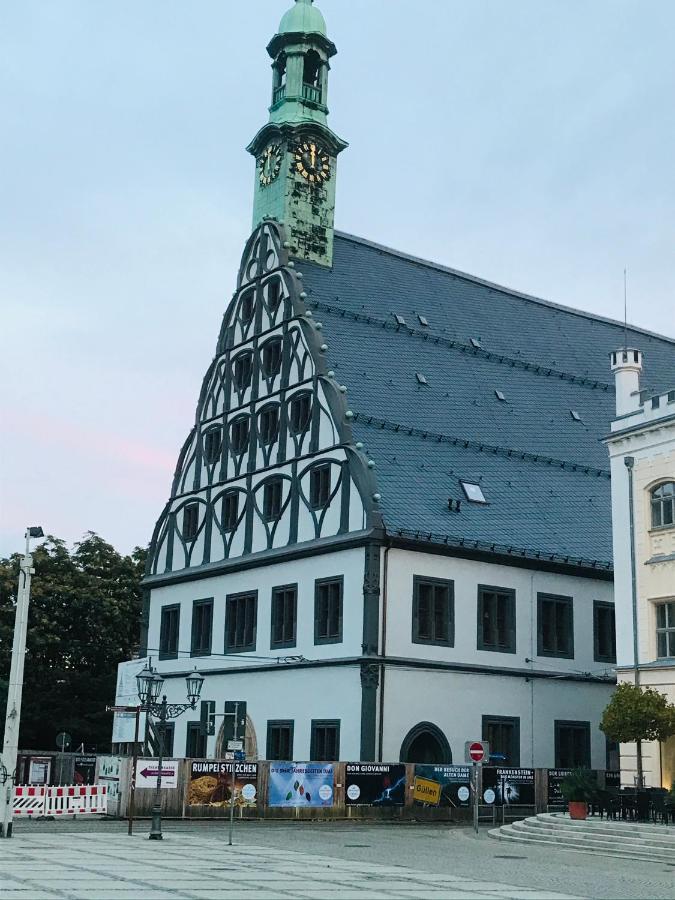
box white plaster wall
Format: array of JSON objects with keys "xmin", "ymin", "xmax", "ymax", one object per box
[
  {"xmin": 157, "ymin": 665, "xmax": 361, "ymax": 762},
  {"xmin": 146, "ymin": 546, "xmax": 366, "ymax": 674},
  {"xmin": 382, "ymin": 667, "xmax": 613, "ymax": 769},
  {"xmin": 384, "ymin": 549, "xmax": 614, "ymax": 675}
]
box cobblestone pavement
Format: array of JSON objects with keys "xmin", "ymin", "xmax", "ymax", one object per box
[
  {"xmin": 0, "ymin": 830, "xmax": 581, "ymax": 900},
  {"xmin": 4, "ymin": 820, "xmax": 675, "ymax": 899}
]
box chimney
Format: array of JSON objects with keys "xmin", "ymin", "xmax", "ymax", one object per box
[{"xmin": 610, "ymin": 348, "xmax": 643, "ymax": 416}]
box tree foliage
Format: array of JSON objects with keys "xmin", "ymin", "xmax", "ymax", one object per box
[
  {"xmin": 600, "ymin": 683, "xmax": 675, "ymax": 745},
  {"xmin": 0, "ymin": 533, "xmax": 146, "ymax": 751}
]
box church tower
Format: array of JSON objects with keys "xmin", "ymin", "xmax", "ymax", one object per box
[{"xmin": 247, "ymin": 0, "xmax": 347, "ymax": 268}]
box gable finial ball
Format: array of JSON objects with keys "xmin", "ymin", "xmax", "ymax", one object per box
[
  {"xmin": 339, "ymin": 385, "xmax": 347, "ymax": 393},
  {"xmin": 316, "ymin": 322, "xmax": 323, "ymax": 330},
  {"xmin": 368, "ymin": 460, "xmax": 376, "ymax": 468},
  {"xmin": 288, "ymin": 261, "xmax": 295, "ymax": 268},
  {"xmin": 373, "ymin": 493, "xmax": 382, "ymax": 502},
  {"xmin": 320, "ymin": 343, "xmax": 328, "ymax": 351},
  {"xmin": 345, "ymin": 410, "xmax": 354, "ymax": 419},
  {"xmin": 283, "ymin": 241, "xmax": 291, "ymax": 248},
  {"xmin": 327, "ymin": 370, "xmax": 335, "ymax": 377},
  {"xmin": 297, "ymin": 272, "xmax": 304, "ymax": 279},
  {"xmin": 306, "ymin": 310, "xmax": 313, "ymax": 317},
  {"xmin": 355, "ymin": 442, "xmax": 364, "ymax": 449},
  {"xmin": 300, "ymin": 291, "xmax": 308, "ymax": 299}
]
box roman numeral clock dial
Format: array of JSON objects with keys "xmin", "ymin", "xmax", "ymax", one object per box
[
  {"xmin": 259, "ymin": 143, "xmax": 282, "ymax": 186},
  {"xmin": 294, "ymin": 141, "xmax": 331, "ymax": 184}
]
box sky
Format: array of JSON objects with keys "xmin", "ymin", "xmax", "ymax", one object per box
[{"xmin": 1, "ymin": 0, "xmax": 674, "ymax": 559}]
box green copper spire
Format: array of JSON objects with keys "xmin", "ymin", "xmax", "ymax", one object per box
[{"xmin": 246, "ymin": 0, "xmax": 347, "ymax": 268}]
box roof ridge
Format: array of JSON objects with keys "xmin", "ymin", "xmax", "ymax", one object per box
[
  {"xmin": 353, "ymin": 413, "xmax": 610, "ymax": 479},
  {"xmin": 310, "ymin": 299, "xmax": 612, "ymax": 391},
  {"xmin": 334, "ymin": 231, "xmax": 675, "ymax": 348}
]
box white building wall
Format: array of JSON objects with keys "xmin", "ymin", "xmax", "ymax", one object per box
[{"xmin": 382, "ymin": 668, "xmax": 613, "ymax": 769}]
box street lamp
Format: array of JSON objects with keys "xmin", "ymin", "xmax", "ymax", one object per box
[
  {"xmin": 0, "ymin": 526, "xmax": 44, "ymax": 839},
  {"xmin": 137, "ymin": 662, "xmax": 204, "ymax": 840}
]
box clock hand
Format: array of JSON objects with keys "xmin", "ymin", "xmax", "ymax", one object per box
[{"xmin": 310, "ymin": 145, "xmax": 316, "ymax": 170}]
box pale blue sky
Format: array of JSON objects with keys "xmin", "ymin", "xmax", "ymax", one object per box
[{"xmin": 1, "ymin": 0, "xmax": 674, "ymax": 557}]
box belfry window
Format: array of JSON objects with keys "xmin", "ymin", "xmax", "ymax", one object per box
[
  {"xmin": 262, "ymin": 338, "xmax": 283, "ymax": 377},
  {"xmin": 651, "ymin": 482, "xmax": 675, "ymax": 529},
  {"xmin": 272, "ymin": 52, "xmax": 287, "ymax": 104},
  {"xmin": 303, "ymin": 50, "xmax": 322, "ymax": 103}
]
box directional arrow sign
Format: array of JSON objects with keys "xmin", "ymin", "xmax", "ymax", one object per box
[{"xmin": 135, "ymin": 759, "xmax": 178, "ymax": 789}]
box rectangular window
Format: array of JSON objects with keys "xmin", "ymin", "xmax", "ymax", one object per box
[
  {"xmin": 159, "ymin": 722, "xmax": 174, "ymax": 757},
  {"xmin": 656, "ymin": 601, "xmax": 675, "ymax": 658},
  {"xmin": 290, "ymin": 393, "xmax": 312, "ymax": 435},
  {"xmin": 477, "ymin": 586, "xmax": 516, "ymax": 653},
  {"xmin": 159, "ymin": 605, "xmax": 180, "ymax": 660},
  {"xmin": 185, "ymin": 722, "xmax": 207, "ymax": 759},
  {"xmin": 263, "ymin": 477, "xmax": 283, "ymax": 521},
  {"xmin": 204, "ymin": 428, "xmax": 222, "ymax": 465},
  {"xmin": 266, "ymin": 720, "xmax": 294, "ymax": 760},
  {"xmin": 555, "ymin": 720, "xmax": 591, "ymax": 769},
  {"xmin": 314, "ymin": 578, "xmax": 343, "ymax": 644},
  {"xmin": 310, "ymin": 464, "xmax": 331, "ymax": 509},
  {"xmin": 310, "ymin": 719, "xmax": 340, "ymax": 762},
  {"xmin": 267, "ymin": 280, "xmax": 281, "ymax": 312},
  {"xmin": 222, "ymin": 492, "xmax": 239, "ymax": 532},
  {"xmin": 230, "ymin": 417, "xmax": 250, "ymax": 454},
  {"xmin": 271, "ymin": 585, "xmax": 297, "ymax": 649},
  {"xmin": 593, "ymin": 601, "xmax": 616, "ymax": 662},
  {"xmin": 538, "ymin": 593, "xmax": 574, "ymax": 658},
  {"xmin": 413, "ymin": 577, "xmax": 454, "ymax": 646},
  {"xmin": 191, "ymin": 599, "xmax": 213, "ymax": 657},
  {"xmin": 225, "ymin": 592, "xmax": 257, "ymax": 653},
  {"xmin": 482, "ymin": 716, "xmax": 520, "ymax": 767},
  {"xmin": 183, "ymin": 503, "xmax": 199, "ymax": 540}
]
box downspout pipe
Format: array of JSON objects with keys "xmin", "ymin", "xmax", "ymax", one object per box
[
  {"xmin": 377, "ymin": 541, "xmax": 391, "ymax": 762},
  {"xmin": 625, "ymin": 456, "xmax": 643, "ymax": 787}
]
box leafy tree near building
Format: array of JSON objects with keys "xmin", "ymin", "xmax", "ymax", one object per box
[
  {"xmin": 600, "ymin": 683, "xmax": 675, "ymax": 785},
  {"xmin": 0, "ymin": 533, "xmax": 146, "ymax": 751}
]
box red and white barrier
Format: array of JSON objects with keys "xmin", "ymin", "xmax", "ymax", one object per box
[{"xmin": 13, "ymin": 784, "xmax": 107, "ymax": 817}]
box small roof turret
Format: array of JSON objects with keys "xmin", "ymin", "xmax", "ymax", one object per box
[{"xmin": 278, "ymin": 0, "xmax": 327, "ymax": 38}]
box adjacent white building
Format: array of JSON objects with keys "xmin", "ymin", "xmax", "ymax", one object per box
[
  {"xmin": 114, "ymin": 0, "xmax": 675, "ymax": 772},
  {"xmin": 605, "ymin": 348, "xmax": 675, "ymax": 788}
]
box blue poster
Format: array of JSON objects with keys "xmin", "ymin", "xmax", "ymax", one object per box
[{"xmin": 268, "ymin": 763, "xmax": 334, "ymax": 807}]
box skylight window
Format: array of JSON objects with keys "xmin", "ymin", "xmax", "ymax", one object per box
[
  {"xmin": 394, "ymin": 314, "xmax": 406, "ymax": 326},
  {"xmin": 461, "ymin": 481, "xmax": 487, "ymax": 504},
  {"xmin": 495, "ymin": 390, "xmax": 506, "ymax": 402},
  {"xmin": 470, "ymin": 338, "xmax": 482, "ymax": 349},
  {"xmin": 570, "ymin": 410, "xmax": 583, "ymax": 422},
  {"xmin": 416, "ymin": 373, "xmax": 428, "ymax": 385},
  {"xmin": 418, "ymin": 314, "xmax": 429, "ymax": 327}
]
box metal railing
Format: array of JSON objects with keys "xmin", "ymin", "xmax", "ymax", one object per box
[
  {"xmin": 272, "ymin": 85, "xmax": 286, "ymax": 105},
  {"xmin": 302, "ymin": 83, "xmax": 322, "ymax": 104}
]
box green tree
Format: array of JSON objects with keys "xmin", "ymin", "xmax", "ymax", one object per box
[
  {"xmin": 600, "ymin": 683, "xmax": 675, "ymax": 785},
  {"xmin": 0, "ymin": 533, "xmax": 146, "ymax": 752}
]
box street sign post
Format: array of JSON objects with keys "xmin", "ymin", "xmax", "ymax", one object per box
[{"xmin": 464, "ymin": 742, "xmax": 489, "ymax": 835}]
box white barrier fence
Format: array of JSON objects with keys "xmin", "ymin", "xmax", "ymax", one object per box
[{"xmin": 13, "ymin": 785, "xmax": 107, "ymax": 817}]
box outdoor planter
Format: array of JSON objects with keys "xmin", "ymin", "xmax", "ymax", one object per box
[{"xmin": 568, "ymin": 800, "xmax": 588, "ymax": 820}]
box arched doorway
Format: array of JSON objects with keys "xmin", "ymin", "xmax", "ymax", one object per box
[{"xmin": 399, "ymin": 722, "xmax": 452, "ymax": 764}]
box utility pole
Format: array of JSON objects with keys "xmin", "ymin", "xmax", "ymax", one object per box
[{"xmin": 0, "ymin": 527, "xmax": 44, "ymax": 838}]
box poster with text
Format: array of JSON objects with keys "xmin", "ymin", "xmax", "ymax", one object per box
[
  {"xmin": 604, "ymin": 770, "xmax": 620, "ymax": 789},
  {"xmin": 268, "ymin": 763, "xmax": 334, "ymax": 807},
  {"xmin": 413, "ymin": 765, "xmax": 472, "ymax": 807},
  {"xmin": 345, "ymin": 763, "xmax": 406, "ymax": 806},
  {"xmin": 483, "ymin": 768, "xmax": 535, "ymax": 806},
  {"xmin": 188, "ymin": 761, "xmax": 258, "ymax": 809},
  {"xmin": 74, "ymin": 756, "xmax": 97, "ymax": 785},
  {"xmin": 546, "ymin": 769, "xmax": 572, "ymax": 808}
]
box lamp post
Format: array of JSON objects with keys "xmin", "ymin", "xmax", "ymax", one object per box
[
  {"xmin": 137, "ymin": 662, "xmax": 204, "ymax": 840},
  {"xmin": 0, "ymin": 526, "xmax": 44, "ymax": 839}
]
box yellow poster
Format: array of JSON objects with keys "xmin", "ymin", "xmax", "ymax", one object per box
[{"xmin": 412, "ymin": 776, "xmax": 441, "ymax": 806}]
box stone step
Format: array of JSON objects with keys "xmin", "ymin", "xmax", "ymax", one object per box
[
  {"xmin": 536, "ymin": 812, "xmax": 675, "ymax": 839},
  {"xmin": 489, "ymin": 823, "xmax": 675, "ymax": 863},
  {"xmin": 510, "ymin": 819, "xmax": 675, "ymax": 851},
  {"xmin": 525, "ymin": 816, "xmax": 675, "ymax": 846}
]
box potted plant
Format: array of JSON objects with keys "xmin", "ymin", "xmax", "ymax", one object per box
[{"xmin": 560, "ymin": 769, "xmax": 597, "ymax": 820}]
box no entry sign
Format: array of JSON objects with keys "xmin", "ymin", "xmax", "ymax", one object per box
[{"xmin": 464, "ymin": 741, "xmax": 489, "ymax": 764}]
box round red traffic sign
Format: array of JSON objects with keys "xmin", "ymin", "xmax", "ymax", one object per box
[{"xmin": 469, "ymin": 742, "xmax": 485, "ymax": 762}]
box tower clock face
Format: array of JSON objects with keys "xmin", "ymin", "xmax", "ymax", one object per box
[
  {"xmin": 259, "ymin": 143, "xmax": 282, "ymax": 186},
  {"xmin": 294, "ymin": 141, "xmax": 331, "ymax": 184}
]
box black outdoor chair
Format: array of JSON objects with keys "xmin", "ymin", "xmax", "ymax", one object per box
[
  {"xmin": 595, "ymin": 789, "xmax": 620, "ymax": 820},
  {"xmin": 650, "ymin": 792, "xmax": 670, "ymax": 825},
  {"xmin": 620, "ymin": 791, "xmax": 638, "ymax": 821}
]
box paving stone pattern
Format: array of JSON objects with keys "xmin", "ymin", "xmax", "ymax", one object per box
[{"xmin": 0, "ymin": 832, "xmax": 583, "ymax": 900}]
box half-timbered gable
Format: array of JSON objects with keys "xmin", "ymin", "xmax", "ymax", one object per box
[{"xmin": 148, "ymin": 221, "xmax": 379, "ymax": 576}]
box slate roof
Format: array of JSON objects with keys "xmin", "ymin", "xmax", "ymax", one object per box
[{"xmin": 300, "ymin": 232, "xmax": 675, "ymax": 571}]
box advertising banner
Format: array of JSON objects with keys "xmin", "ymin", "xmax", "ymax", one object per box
[
  {"xmin": 268, "ymin": 763, "xmax": 334, "ymax": 808},
  {"xmin": 97, "ymin": 756, "xmax": 122, "ymax": 802},
  {"xmin": 74, "ymin": 756, "xmax": 97, "ymax": 786},
  {"xmin": 135, "ymin": 759, "xmax": 179, "ymax": 790},
  {"xmin": 111, "ymin": 658, "xmax": 147, "ymax": 744},
  {"xmin": 345, "ymin": 763, "xmax": 405, "ymax": 806},
  {"xmin": 28, "ymin": 757, "xmax": 52, "ymax": 785},
  {"xmin": 413, "ymin": 765, "xmax": 472, "ymax": 808},
  {"xmin": 187, "ymin": 761, "xmax": 258, "ymax": 809},
  {"xmin": 483, "ymin": 768, "xmax": 535, "ymax": 806},
  {"xmin": 605, "ymin": 770, "xmax": 620, "ymax": 789}
]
